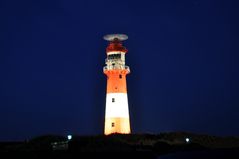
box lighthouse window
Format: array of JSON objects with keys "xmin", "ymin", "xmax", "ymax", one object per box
[
  {"xmin": 116, "ymin": 54, "xmax": 121, "ymax": 59},
  {"xmin": 108, "ymin": 55, "xmax": 112, "ymax": 59},
  {"xmin": 112, "ymin": 122, "xmax": 115, "ymax": 127},
  {"xmin": 108, "ymin": 54, "xmax": 121, "ymax": 59},
  {"xmin": 112, "ymin": 98, "xmax": 115, "ymax": 102},
  {"xmin": 119, "ymin": 75, "xmax": 122, "ymax": 79}
]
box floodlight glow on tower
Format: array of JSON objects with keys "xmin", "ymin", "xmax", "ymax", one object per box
[{"xmin": 103, "ymin": 34, "xmax": 131, "ymax": 135}]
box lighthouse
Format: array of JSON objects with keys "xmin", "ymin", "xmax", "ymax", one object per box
[{"xmin": 103, "ymin": 34, "xmax": 131, "ymax": 135}]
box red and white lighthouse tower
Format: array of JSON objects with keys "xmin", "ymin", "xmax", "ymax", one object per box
[{"xmin": 103, "ymin": 34, "xmax": 131, "ymax": 135}]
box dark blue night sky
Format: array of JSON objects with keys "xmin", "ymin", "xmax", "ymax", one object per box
[{"xmin": 1, "ymin": 0, "xmax": 239, "ymax": 141}]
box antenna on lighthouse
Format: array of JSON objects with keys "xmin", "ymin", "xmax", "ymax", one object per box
[{"xmin": 103, "ymin": 34, "xmax": 128, "ymax": 41}]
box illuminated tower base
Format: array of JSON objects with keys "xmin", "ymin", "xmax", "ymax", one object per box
[{"xmin": 103, "ymin": 34, "xmax": 131, "ymax": 135}]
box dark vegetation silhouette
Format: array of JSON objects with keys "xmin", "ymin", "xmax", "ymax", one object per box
[{"xmin": 0, "ymin": 132, "xmax": 239, "ymax": 158}]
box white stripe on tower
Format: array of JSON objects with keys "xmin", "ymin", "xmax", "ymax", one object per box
[{"xmin": 105, "ymin": 93, "xmax": 129, "ymax": 118}]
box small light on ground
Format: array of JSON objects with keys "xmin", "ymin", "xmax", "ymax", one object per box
[
  {"xmin": 185, "ymin": 137, "xmax": 190, "ymax": 143},
  {"xmin": 67, "ymin": 135, "xmax": 72, "ymax": 140}
]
